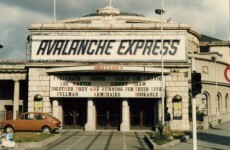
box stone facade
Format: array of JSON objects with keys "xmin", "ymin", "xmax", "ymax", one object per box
[{"xmin": 0, "ymin": 6, "xmax": 229, "ymax": 132}]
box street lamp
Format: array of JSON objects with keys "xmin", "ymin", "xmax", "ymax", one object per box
[
  {"xmin": 155, "ymin": 0, "xmax": 165, "ymax": 125},
  {"xmin": 53, "ymin": 0, "xmax": 56, "ymax": 22},
  {"xmin": 211, "ymin": 56, "xmax": 221, "ymax": 118},
  {"xmin": 34, "ymin": 94, "xmax": 43, "ymax": 112},
  {"xmin": 0, "ymin": 45, "xmax": 3, "ymax": 48}
]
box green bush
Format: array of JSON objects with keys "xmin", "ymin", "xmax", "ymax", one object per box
[
  {"xmin": 172, "ymin": 130, "xmax": 185, "ymax": 139},
  {"xmin": 196, "ymin": 111, "xmax": 206, "ymax": 121},
  {"xmin": 150, "ymin": 123, "xmax": 173, "ymax": 145},
  {"xmin": 149, "ymin": 123, "xmax": 186, "ymax": 145}
]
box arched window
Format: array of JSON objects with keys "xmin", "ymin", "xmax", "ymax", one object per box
[
  {"xmin": 216, "ymin": 93, "xmax": 221, "ymax": 116},
  {"xmin": 225, "ymin": 94, "xmax": 229, "ymax": 113},
  {"xmin": 201, "ymin": 93, "xmax": 209, "ymax": 115}
]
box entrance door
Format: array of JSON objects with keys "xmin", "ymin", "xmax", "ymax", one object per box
[
  {"xmin": 96, "ymin": 99, "xmax": 121, "ymax": 130},
  {"xmin": 5, "ymin": 105, "xmax": 23, "ymax": 120},
  {"xmin": 130, "ymin": 99, "xmax": 157, "ymax": 130},
  {"xmin": 62, "ymin": 99, "xmax": 86, "ymax": 129}
]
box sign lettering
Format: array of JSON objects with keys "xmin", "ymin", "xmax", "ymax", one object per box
[
  {"xmin": 50, "ymin": 75, "xmax": 164, "ymax": 98},
  {"xmin": 31, "ymin": 35, "xmax": 186, "ymax": 62}
]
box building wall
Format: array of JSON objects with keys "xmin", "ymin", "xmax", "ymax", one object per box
[
  {"xmin": 165, "ymin": 71, "xmax": 190, "ymax": 130},
  {"xmin": 28, "ymin": 68, "xmax": 51, "ymax": 113},
  {"xmin": 189, "ymin": 55, "xmax": 230, "ymax": 123}
]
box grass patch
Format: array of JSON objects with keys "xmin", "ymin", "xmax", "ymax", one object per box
[{"xmin": 14, "ymin": 132, "xmax": 54, "ymax": 142}]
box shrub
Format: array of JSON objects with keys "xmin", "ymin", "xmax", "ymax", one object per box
[
  {"xmin": 172, "ymin": 130, "xmax": 185, "ymax": 139},
  {"xmin": 150, "ymin": 123, "xmax": 173, "ymax": 145},
  {"xmin": 196, "ymin": 111, "xmax": 206, "ymax": 121},
  {"xmin": 149, "ymin": 123, "xmax": 186, "ymax": 145}
]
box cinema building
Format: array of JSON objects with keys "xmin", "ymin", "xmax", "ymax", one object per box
[{"xmin": 0, "ymin": 6, "xmax": 230, "ymax": 131}]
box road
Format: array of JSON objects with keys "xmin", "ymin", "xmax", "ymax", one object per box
[
  {"xmin": 28, "ymin": 131, "xmax": 150, "ymax": 150},
  {"xmin": 28, "ymin": 121, "xmax": 230, "ymax": 150}
]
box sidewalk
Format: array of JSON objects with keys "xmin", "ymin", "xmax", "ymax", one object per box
[{"xmin": 169, "ymin": 121, "xmax": 230, "ymax": 150}]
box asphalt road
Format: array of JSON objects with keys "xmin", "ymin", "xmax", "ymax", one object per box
[{"xmin": 169, "ymin": 121, "xmax": 230, "ymax": 150}]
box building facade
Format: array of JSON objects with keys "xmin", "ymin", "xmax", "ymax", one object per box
[{"xmin": 0, "ymin": 6, "xmax": 229, "ymax": 131}]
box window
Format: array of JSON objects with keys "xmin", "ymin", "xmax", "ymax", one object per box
[
  {"xmin": 202, "ymin": 93, "xmax": 209, "ymax": 115},
  {"xmin": 225, "ymin": 94, "xmax": 229, "ymax": 113},
  {"xmin": 200, "ymin": 46, "xmax": 210, "ymax": 52},
  {"xmin": 20, "ymin": 113, "xmax": 34, "ymax": 120},
  {"xmin": 202, "ymin": 66, "xmax": 209, "ymax": 74},
  {"xmin": 0, "ymin": 80, "xmax": 14, "ymax": 99},
  {"xmin": 35, "ymin": 113, "xmax": 46, "ymax": 120},
  {"xmin": 216, "ymin": 93, "xmax": 221, "ymax": 116}
]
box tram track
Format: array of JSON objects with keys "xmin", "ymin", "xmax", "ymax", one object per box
[
  {"xmin": 27, "ymin": 131, "xmax": 151, "ymax": 150},
  {"xmin": 134, "ymin": 132, "xmax": 146, "ymax": 149},
  {"xmin": 40, "ymin": 131, "xmax": 80, "ymax": 150},
  {"xmin": 84, "ymin": 132, "xmax": 102, "ymax": 150},
  {"xmin": 104, "ymin": 131, "xmax": 114, "ymax": 150}
]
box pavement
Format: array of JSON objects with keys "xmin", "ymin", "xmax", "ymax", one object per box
[
  {"xmin": 27, "ymin": 131, "xmax": 151, "ymax": 150},
  {"xmin": 27, "ymin": 121, "xmax": 230, "ymax": 150},
  {"xmin": 169, "ymin": 121, "xmax": 230, "ymax": 150}
]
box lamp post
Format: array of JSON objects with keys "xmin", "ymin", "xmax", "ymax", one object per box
[
  {"xmin": 53, "ymin": 0, "xmax": 56, "ymax": 22},
  {"xmin": 211, "ymin": 56, "xmax": 217, "ymax": 95},
  {"xmin": 191, "ymin": 57, "xmax": 197, "ymax": 150},
  {"xmin": 211, "ymin": 56, "xmax": 221, "ymax": 117},
  {"xmin": 155, "ymin": 0, "xmax": 165, "ymax": 125}
]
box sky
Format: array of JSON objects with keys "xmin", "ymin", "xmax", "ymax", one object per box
[{"xmin": 0, "ymin": 0, "xmax": 229, "ymax": 60}]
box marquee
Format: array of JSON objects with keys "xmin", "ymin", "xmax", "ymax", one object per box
[{"xmin": 50, "ymin": 75, "xmax": 164, "ymax": 98}]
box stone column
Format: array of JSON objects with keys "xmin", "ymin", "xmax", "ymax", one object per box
[
  {"xmin": 13, "ymin": 80, "xmax": 20, "ymax": 119},
  {"xmin": 52, "ymin": 99, "xmax": 62, "ymax": 127},
  {"xmin": 85, "ymin": 99, "xmax": 96, "ymax": 131},
  {"xmin": 52, "ymin": 99, "xmax": 59, "ymax": 118},
  {"xmin": 120, "ymin": 99, "xmax": 130, "ymax": 131}
]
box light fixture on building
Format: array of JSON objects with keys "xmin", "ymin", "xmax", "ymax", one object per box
[{"xmin": 34, "ymin": 94, "xmax": 43, "ymax": 101}]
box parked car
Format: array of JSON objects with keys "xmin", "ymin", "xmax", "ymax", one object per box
[{"xmin": 0, "ymin": 112, "xmax": 61, "ymax": 134}]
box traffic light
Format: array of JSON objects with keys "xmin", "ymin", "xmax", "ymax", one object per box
[{"xmin": 192, "ymin": 71, "xmax": 202, "ymax": 97}]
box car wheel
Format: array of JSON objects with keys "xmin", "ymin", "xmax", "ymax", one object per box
[
  {"xmin": 42, "ymin": 126, "xmax": 51, "ymax": 134},
  {"xmin": 5, "ymin": 126, "xmax": 14, "ymax": 132}
]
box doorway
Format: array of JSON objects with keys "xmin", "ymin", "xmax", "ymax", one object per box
[
  {"xmin": 129, "ymin": 99, "xmax": 157, "ymax": 130},
  {"xmin": 5, "ymin": 105, "xmax": 23, "ymax": 120},
  {"xmin": 96, "ymin": 99, "xmax": 121, "ymax": 130},
  {"xmin": 62, "ymin": 99, "xmax": 87, "ymax": 129}
]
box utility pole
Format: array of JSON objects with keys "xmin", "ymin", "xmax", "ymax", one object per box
[
  {"xmin": 192, "ymin": 57, "xmax": 197, "ymax": 150},
  {"xmin": 160, "ymin": 0, "xmax": 165, "ymax": 125},
  {"xmin": 155, "ymin": 0, "xmax": 165, "ymax": 125}
]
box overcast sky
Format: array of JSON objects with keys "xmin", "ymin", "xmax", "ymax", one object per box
[{"xmin": 0, "ymin": 0, "xmax": 229, "ymax": 60}]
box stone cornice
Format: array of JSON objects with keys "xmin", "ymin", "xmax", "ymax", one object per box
[{"xmin": 200, "ymin": 41, "xmax": 230, "ymax": 46}]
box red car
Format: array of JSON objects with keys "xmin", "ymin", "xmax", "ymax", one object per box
[{"xmin": 0, "ymin": 112, "xmax": 61, "ymax": 133}]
